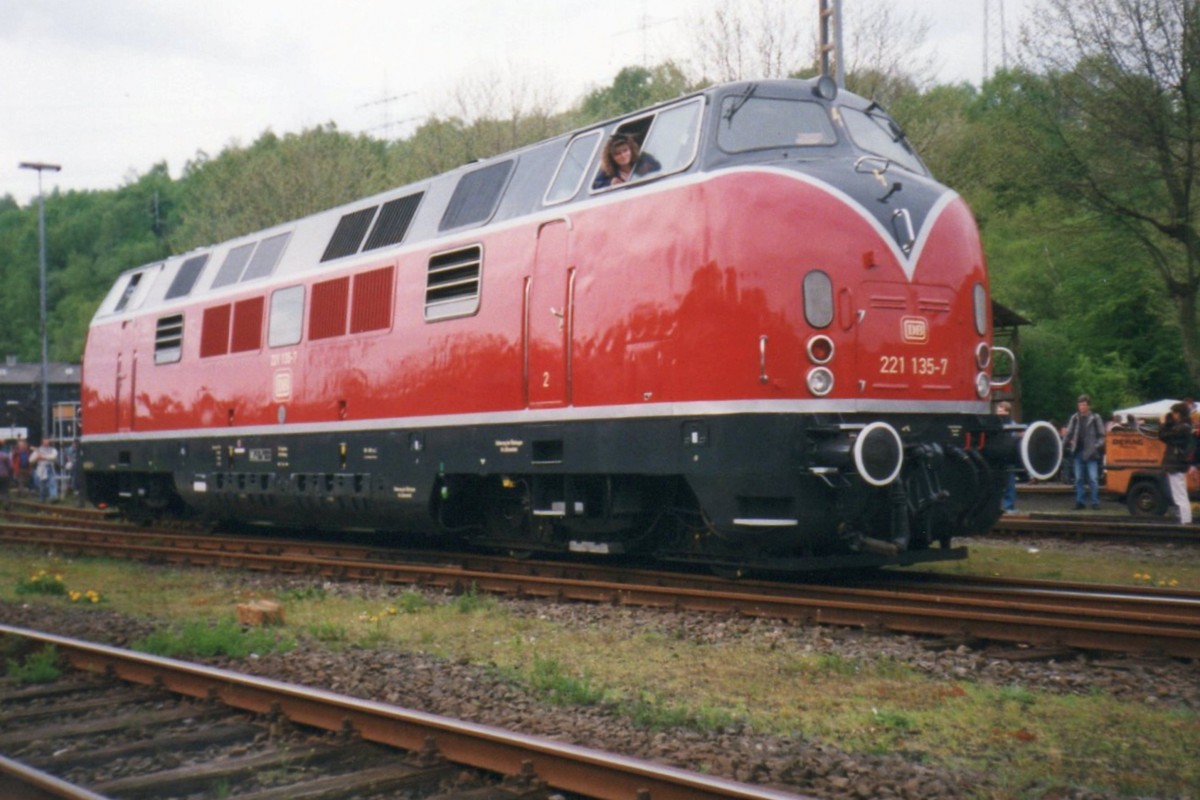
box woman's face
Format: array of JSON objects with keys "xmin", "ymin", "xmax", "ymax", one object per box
[{"xmin": 612, "ymin": 142, "xmax": 633, "ymax": 167}]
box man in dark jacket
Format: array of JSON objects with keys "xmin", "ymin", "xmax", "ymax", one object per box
[
  {"xmin": 1158, "ymin": 402, "xmax": 1194, "ymax": 525},
  {"xmin": 1064, "ymin": 394, "xmax": 1105, "ymax": 510}
]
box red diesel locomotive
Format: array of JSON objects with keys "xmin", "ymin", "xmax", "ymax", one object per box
[{"xmin": 80, "ymin": 79, "xmax": 1062, "ymax": 571}]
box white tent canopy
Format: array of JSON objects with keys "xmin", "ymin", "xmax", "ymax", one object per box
[{"xmin": 1113, "ymin": 399, "xmax": 1186, "ymax": 420}]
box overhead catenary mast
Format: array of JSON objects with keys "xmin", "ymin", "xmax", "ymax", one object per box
[{"xmin": 818, "ymin": 0, "xmax": 844, "ymax": 88}]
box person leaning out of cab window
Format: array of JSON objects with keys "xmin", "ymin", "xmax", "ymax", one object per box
[{"xmin": 593, "ymin": 134, "xmax": 661, "ymax": 190}]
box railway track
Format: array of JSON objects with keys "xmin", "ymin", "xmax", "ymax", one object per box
[
  {"xmin": 2, "ymin": 511, "xmax": 1198, "ymax": 659},
  {"xmin": 0, "ymin": 625, "xmax": 808, "ymax": 800},
  {"xmin": 991, "ymin": 511, "xmax": 1200, "ymax": 543}
]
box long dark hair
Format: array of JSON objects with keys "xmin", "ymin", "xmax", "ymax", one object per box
[{"xmin": 600, "ymin": 134, "xmax": 641, "ymax": 178}]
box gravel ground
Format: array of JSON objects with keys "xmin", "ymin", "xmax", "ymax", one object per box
[{"xmin": 2, "ymin": 560, "xmax": 1196, "ymax": 800}]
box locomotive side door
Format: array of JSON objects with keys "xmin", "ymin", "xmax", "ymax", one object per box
[
  {"xmin": 115, "ymin": 320, "xmax": 137, "ymax": 431},
  {"xmin": 527, "ymin": 219, "xmax": 573, "ymax": 407}
]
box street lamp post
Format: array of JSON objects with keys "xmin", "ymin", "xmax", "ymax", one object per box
[{"xmin": 19, "ymin": 161, "xmax": 61, "ymax": 445}]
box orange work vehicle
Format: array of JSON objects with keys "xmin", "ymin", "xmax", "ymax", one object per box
[{"xmin": 1104, "ymin": 423, "xmax": 1198, "ymax": 516}]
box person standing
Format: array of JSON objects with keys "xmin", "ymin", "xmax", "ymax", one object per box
[
  {"xmin": 995, "ymin": 401, "xmax": 1018, "ymax": 512},
  {"xmin": 0, "ymin": 439, "xmax": 11, "ymax": 509},
  {"xmin": 31, "ymin": 439, "xmax": 59, "ymax": 502},
  {"xmin": 13, "ymin": 439, "xmax": 30, "ymax": 494},
  {"xmin": 1063, "ymin": 394, "xmax": 1105, "ymax": 510},
  {"xmin": 1158, "ymin": 402, "xmax": 1194, "ymax": 525}
]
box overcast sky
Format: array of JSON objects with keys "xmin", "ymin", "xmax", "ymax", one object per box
[{"xmin": 0, "ymin": 0, "xmax": 1029, "ymax": 206}]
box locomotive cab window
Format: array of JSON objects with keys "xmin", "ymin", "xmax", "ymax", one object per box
[
  {"xmin": 544, "ymin": 131, "xmax": 602, "ymax": 206},
  {"xmin": 840, "ymin": 105, "xmax": 926, "ymax": 175},
  {"xmin": 592, "ymin": 97, "xmax": 703, "ymax": 192},
  {"xmin": 717, "ymin": 96, "xmax": 837, "ymax": 152}
]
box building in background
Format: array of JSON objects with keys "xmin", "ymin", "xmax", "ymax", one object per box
[{"xmin": 0, "ymin": 356, "xmax": 82, "ymax": 443}]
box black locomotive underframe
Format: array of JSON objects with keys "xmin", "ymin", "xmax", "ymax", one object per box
[{"xmin": 82, "ymin": 412, "xmax": 1005, "ymax": 565}]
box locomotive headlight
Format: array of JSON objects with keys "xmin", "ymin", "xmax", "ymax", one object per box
[
  {"xmin": 806, "ymin": 335, "xmax": 834, "ymax": 364},
  {"xmin": 975, "ymin": 372, "xmax": 991, "ymax": 398},
  {"xmin": 807, "ymin": 366, "xmax": 834, "ymax": 396},
  {"xmin": 975, "ymin": 342, "xmax": 991, "ymax": 369}
]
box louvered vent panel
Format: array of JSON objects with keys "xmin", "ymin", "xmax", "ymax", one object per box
[
  {"xmin": 320, "ymin": 207, "xmax": 378, "ymax": 262},
  {"xmin": 200, "ymin": 305, "xmax": 231, "ymax": 358},
  {"xmin": 230, "ymin": 297, "xmax": 265, "ymax": 353},
  {"xmin": 154, "ymin": 315, "xmax": 185, "ymax": 365},
  {"xmin": 364, "ymin": 193, "xmax": 422, "ymax": 251},
  {"xmin": 350, "ymin": 267, "xmax": 394, "ymax": 333},
  {"xmin": 424, "ymin": 246, "xmax": 482, "ymax": 321},
  {"xmin": 309, "ymin": 277, "xmax": 350, "ymax": 340}
]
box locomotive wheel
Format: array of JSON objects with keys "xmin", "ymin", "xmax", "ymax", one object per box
[{"xmin": 1126, "ymin": 480, "xmax": 1167, "ymax": 517}]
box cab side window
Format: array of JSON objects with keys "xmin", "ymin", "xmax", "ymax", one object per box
[{"xmin": 591, "ymin": 97, "xmax": 703, "ymax": 192}]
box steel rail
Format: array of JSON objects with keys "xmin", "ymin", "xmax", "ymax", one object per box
[
  {"xmin": 0, "ymin": 753, "xmax": 111, "ymax": 800},
  {"xmin": 0, "ymin": 625, "xmax": 810, "ymax": 800},
  {"xmin": 3, "ymin": 523, "xmax": 1198, "ymax": 657},
  {"xmin": 991, "ymin": 514, "xmax": 1200, "ymax": 543}
]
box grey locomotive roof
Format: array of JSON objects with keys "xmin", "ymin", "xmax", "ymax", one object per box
[{"xmin": 93, "ymin": 78, "xmax": 890, "ymax": 323}]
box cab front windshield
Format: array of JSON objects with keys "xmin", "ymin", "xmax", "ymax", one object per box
[
  {"xmin": 840, "ymin": 105, "xmax": 926, "ymax": 175},
  {"xmin": 717, "ymin": 95, "xmax": 838, "ymax": 152}
]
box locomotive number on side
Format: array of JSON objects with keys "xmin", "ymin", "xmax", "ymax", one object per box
[{"xmin": 879, "ymin": 355, "xmax": 950, "ymax": 376}]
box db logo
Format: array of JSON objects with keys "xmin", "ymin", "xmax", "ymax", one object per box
[{"xmin": 901, "ymin": 316, "xmax": 928, "ymax": 344}]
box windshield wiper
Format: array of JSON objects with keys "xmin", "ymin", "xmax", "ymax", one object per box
[{"xmin": 723, "ymin": 83, "xmax": 759, "ymax": 124}]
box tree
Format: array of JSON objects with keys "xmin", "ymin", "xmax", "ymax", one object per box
[
  {"xmin": 175, "ymin": 125, "xmax": 392, "ymax": 249},
  {"xmin": 578, "ymin": 63, "xmax": 695, "ymax": 122},
  {"xmin": 687, "ymin": 0, "xmax": 812, "ymax": 83},
  {"xmin": 1018, "ymin": 0, "xmax": 1200, "ymax": 385}
]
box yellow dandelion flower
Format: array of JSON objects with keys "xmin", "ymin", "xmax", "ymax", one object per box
[
  {"xmin": 1170, "ymin": 579, "xmax": 1179, "ymax": 587},
  {"xmin": 69, "ymin": 591, "xmax": 82, "ymax": 602}
]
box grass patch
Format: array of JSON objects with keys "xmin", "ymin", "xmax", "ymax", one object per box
[
  {"xmin": 133, "ymin": 618, "xmax": 296, "ymax": 659},
  {"xmin": 6, "ymin": 645, "xmax": 63, "ymax": 684},
  {"xmin": 16, "ymin": 569, "xmax": 68, "ymax": 596},
  {"xmin": 0, "ymin": 544, "xmax": 1197, "ymax": 797},
  {"xmin": 528, "ymin": 654, "xmax": 607, "ymax": 706},
  {"xmin": 921, "ymin": 539, "xmax": 1200, "ymax": 588}
]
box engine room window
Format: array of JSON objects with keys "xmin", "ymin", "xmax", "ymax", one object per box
[
  {"xmin": 269, "ymin": 285, "xmax": 305, "ymax": 347},
  {"xmin": 717, "ymin": 97, "xmax": 837, "ymax": 152},
  {"xmin": 211, "ymin": 243, "xmax": 256, "ymax": 289},
  {"xmin": 439, "ymin": 161, "xmax": 514, "ymax": 231},
  {"xmin": 242, "ymin": 232, "xmax": 291, "ymax": 282},
  {"xmin": 164, "ymin": 254, "xmax": 210, "ymax": 300},
  {"xmin": 840, "ymin": 106, "xmax": 925, "ymax": 175}
]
